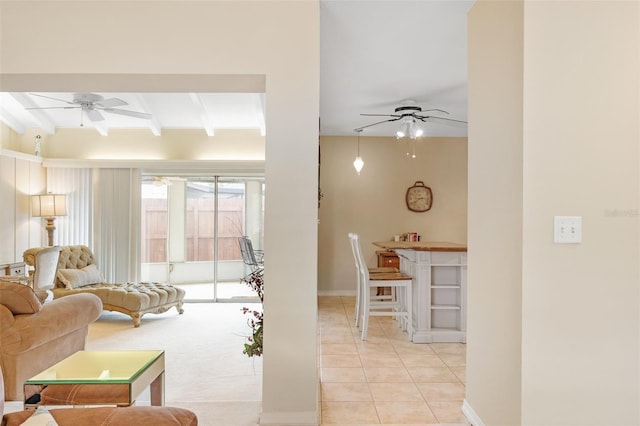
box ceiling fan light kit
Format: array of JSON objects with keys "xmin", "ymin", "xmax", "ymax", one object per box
[
  {"xmin": 355, "ymin": 101, "xmax": 467, "ymax": 135},
  {"xmin": 395, "ymin": 118, "xmax": 424, "ymax": 140},
  {"xmin": 350, "ymin": 100, "xmax": 467, "ymax": 163}
]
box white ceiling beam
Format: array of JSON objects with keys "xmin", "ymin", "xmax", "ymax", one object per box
[
  {"xmin": 10, "ymin": 93, "xmax": 56, "ymax": 135},
  {"xmin": 188, "ymin": 93, "xmax": 214, "ymax": 137},
  {"xmin": 134, "ymin": 94, "xmax": 162, "ymax": 136},
  {"xmin": 0, "ymin": 107, "xmax": 26, "ymax": 134},
  {"xmin": 93, "ymin": 123, "xmax": 109, "ymax": 136}
]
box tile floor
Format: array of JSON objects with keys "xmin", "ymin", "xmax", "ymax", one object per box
[{"xmin": 318, "ymin": 296, "xmax": 470, "ymax": 425}]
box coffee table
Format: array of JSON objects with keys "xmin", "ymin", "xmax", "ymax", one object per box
[{"xmin": 24, "ymin": 350, "xmax": 165, "ymax": 409}]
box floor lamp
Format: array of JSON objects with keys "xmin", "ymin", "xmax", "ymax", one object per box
[{"xmin": 31, "ymin": 194, "xmax": 67, "ymax": 246}]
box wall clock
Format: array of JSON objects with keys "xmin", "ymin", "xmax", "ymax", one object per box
[{"xmin": 405, "ymin": 181, "xmax": 433, "ymax": 212}]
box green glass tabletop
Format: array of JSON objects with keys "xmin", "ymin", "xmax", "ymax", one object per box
[{"xmin": 25, "ymin": 350, "xmax": 164, "ymax": 384}]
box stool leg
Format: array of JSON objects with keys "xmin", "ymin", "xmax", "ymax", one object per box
[
  {"xmin": 360, "ymin": 286, "xmax": 370, "ymax": 340},
  {"xmin": 354, "ymin": 271, "xmax": 361, "ymax": 327},
  {"xmin": 406, "ymin": 281, "xmax": 413, "ymax": 341}
]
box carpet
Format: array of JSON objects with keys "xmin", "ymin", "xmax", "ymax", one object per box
[{"xmin": 87, "ymin": 302, "xmax": 263, "ymax": 425}]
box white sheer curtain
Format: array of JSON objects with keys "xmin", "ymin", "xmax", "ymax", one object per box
[
  {"xmin": 46, "ymin": 168, "xmax": 93, "ymax": 247},
  {"xmin": 93, "ymin": 169, "xmax": 141, "ymax": 283}
]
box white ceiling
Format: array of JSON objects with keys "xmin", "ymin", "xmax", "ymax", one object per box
[{"xmin": 0, "ymin": 1, "xmax": 473, "ymax": 139}]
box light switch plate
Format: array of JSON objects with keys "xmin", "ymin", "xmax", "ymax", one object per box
[{"xmin": 554, "ymin": 216, "xmax": 582, "ymax": 244}]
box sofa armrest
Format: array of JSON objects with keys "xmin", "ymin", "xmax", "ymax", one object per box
[
  {"xmin": 2, "ymin": 293, "xmax": 102, "ymax": 354},
  {"xmin": 0, "ymin": 304, "xmax": 18, "ymax": 346}
]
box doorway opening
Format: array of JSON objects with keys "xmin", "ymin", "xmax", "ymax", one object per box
[{"xmin": 140, "ymin": 175, "xmax": 265, "ymax": 302}]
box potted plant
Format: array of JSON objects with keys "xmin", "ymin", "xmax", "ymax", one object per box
[{"xmin": 241, "ymin": 269, "xmax": 264, "ymax": 357}]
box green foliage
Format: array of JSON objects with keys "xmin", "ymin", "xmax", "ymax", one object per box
[{"xmin": 241, "ymin": 269, "xmax": 264, "ymax": 358}]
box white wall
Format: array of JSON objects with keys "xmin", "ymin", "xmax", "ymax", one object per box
[
  {"xmin": 467, "ymin": 1, "xmax": 640, "ymax": 424},
  {"xmin": 0, "ymin": 2, "xmax": 319, "ymax": 424},
  {"xmin": 318, "ymin": 135, "xmax": 467, "ymax": 294},
  {"xmin": 466, "ymin": 1, "xmax": 524, "ymax": 423},
  {"xmin": 7, "ymin": 127, "xmax": 266, "ymax": 161},
  {"xmin": 521, "ymin": 2, "xmax": 639, "ymax": 424},
  {"xmin": 0, "ymin": 151, "xmax": 46, "ymax": 264}
]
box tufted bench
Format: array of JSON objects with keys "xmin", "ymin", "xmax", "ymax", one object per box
[{"xmin": 24, "ymin": 245, "xmax": 185, "ymax": 327}]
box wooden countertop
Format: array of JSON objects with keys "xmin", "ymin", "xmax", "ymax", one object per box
[{"xmin": 373, "ymin": 241, "xmax": 467, "ymax": 252}]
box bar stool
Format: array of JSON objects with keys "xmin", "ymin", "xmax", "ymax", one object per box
[
  {"xmin": 350, "ymin": 233, "xmax": 413, "ymax": 340},
  {"xmin": 348, "ymin": 233, "xmax": 399, "ymax": 328}
]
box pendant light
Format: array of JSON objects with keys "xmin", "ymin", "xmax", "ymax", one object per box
[{"xmin": 353, "ymin": 129, "xmax": 364, "ymax": 175}]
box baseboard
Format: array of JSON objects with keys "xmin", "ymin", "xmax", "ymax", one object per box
[
  {"xmin": 462, "ymin": 399, "xmax": 485, "ymax": 426},
  {"xmin": 259, "ymin": 410, "xmax": 319, "ymax": 425},
  {"xmin": 317, "ymin": 290, "xmax": 355, "ymax": 297}
]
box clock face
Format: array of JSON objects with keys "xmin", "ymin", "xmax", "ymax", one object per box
[{"xmin": 406, "ymin": 182, "xmax": 432, "ymax": 212}]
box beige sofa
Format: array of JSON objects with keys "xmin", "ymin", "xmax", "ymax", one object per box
[
  {"xmin": 0, "ymin": 281, "xmax": 198, "ymax": 425},
  {"xmin": 0, "ymin": 281, "xmax": 102, "ymax": 401},
  {"xmin": 24, "ymin": 245, "xmax": 185, "ymax": 327}
]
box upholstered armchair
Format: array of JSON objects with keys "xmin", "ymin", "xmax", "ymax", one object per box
[{"xmin": 0, "ymin": 281, "xmax": 102, "ymax": 401}]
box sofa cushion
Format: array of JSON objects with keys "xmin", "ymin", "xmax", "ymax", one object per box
[
  {"xmin": 57, "ymin": 264, "xmax": 104, "ymax": 289},
  {"xmin": 0, "ymin": 281, "xmax": 42, "ymax": 314}
]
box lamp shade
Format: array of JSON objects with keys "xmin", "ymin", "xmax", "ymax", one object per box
[{"xmin": 32, "ymin": 194, "xmax": 67, "ymax": 217}]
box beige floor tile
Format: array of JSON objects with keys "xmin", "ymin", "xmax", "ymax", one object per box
[
  {"xmin": 416, "ymin": 383, "xmax": 466, "ymax": 401},
  {"xmin": 437, "ymin": 353, "xmax": 466, "ymax": 367},
  {"xmin": 322, "ymin": 332, "xmax": 358, "ymax": 344},
  {"xmin": 318, "ymin": 298, "xmax": 466, "ymax": 425},
  {"xmin": 322, "ymin": 354, "xmax": 363, "ymax": 368},
  {"xmin": 360, "ymin": 353, "xmax": 405, "ymax": 369},
  {"xmin": 322, "ymin": 343, "xmax": 359, "ymax": 355},
  {"xmin": 398, "ymin": 353, "xmax": 448, "ymax": 368},
  {"xmin": 320, "ymin": 322, "xmax": 354, "ymax": 332},
  {"xmin": 356, "ymin": 342, "xmax": 397, "ymax": 355},
  {"xmin": 430, "ymin": 343, "xmax": 466, "ymax": 356},
  {"xmin": 450, "ymin": 366, "xmax": 466, "ymax": 384},
  {"xmin": 392, "ymin": 342, "xmax": 436, "ymax": 354},
  {"xmin": 322, "ymin": 382, "xmax": 373, "ymax": 402},
  {"xmin": 364, "ymin": 367, "xmax": 413, "ymax": 383},
  {"xmin": 321, "ymin": 401, "xmax": 380, "ymax": 424},
  {"xmin": 319, "ymin": 296, "xmax": 346, "ymax": 304},
  {"xmin": 428, "ymin": 400, "xmax": 470, "ymax": 424},
  {"xmin": 368, "ymin": 382, "xmax": 424, "ymax": 402},
  {"xmin": 374, "ymin": 401, "xmax": 439, "ymax": 424},
  {"xmin": 322, "ymin": 367, "xmax": 367, "ymax": 383},
  {"xmin": 340, "ymin": 296, "xmax": 356, "ymax": 304},
  {"xmin": 406, "ymin": 367, "xmax": 460, "ymax": 383}
]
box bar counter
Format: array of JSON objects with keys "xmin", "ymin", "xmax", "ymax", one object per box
[
  {"xmin": 372, "ymin": 240, "xmax": 468, "ymax": 343},
  {"xmin": 373, "ymin": 241, "xmax": 467, "ymax": 252}
]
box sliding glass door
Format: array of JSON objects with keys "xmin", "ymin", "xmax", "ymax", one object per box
[{"xmin": 141, "ymin": 176, "xmax": 264, "ymax": 302}]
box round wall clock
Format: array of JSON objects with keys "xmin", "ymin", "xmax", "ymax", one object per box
[{"xmin": 405, "ymin": 181, "xmax": 433, "ymax": 212}]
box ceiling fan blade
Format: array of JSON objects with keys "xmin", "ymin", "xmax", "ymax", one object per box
[
  {"xmin": 26, "ymin": 106, "xmax": 80, "ymax": 110},
  {"xmin": 86, "ymin": 109, "xmax": 105, "ymax": 122},
  {"xmin": 354, "ymin": 117, "xmax": 402, "ymax": 132},
  {"xmin": 96, "ymin": 98, "xmax": 127, "ymax": 108},
  {"xmin": 420, "ymin": 108, "xmax": 450, "ymax": 115},
  {"xmin": 29, "ymin": 93, "xmax": 76, "ymax": 105},
  {"xmin": 418, "ymin": 116, "xmax": 467, "ymax": 128},
  {"xmin": 102, "ymin": 108, "xmax": 152, "ymax": 119},
  {"xmin": 360, "ymin": 113, "xmax": 401, "ymax": 118}
]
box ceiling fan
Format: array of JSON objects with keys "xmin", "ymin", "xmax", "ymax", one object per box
[
  {"xmin": 354, "ymin": 100, "xmax": 467, "ymax": 136},
  {"xmin": 27, "ymin": 92, "xmax": 152, "ymax": 125}
]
